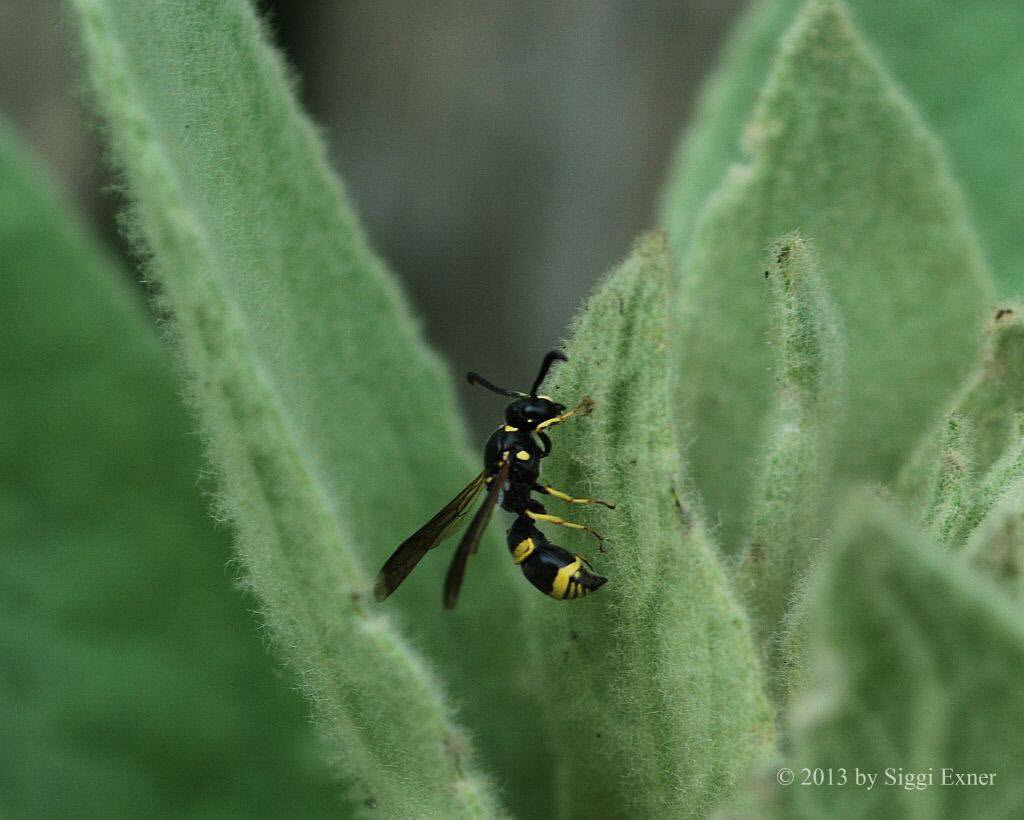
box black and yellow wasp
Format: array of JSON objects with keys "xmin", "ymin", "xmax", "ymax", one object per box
[{"xmin": 374, "ymin": 350, "xmax": 614, "ymax": 609}]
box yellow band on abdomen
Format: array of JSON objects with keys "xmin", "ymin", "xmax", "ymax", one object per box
[
  {"xmin": 512, "ymin": 538, "xmax": 535, "ymax": 564},
  {"xmin": 550, "ymin": 558, "xmax": 581, "ymax": 599}
]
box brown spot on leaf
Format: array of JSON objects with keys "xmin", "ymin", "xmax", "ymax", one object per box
[
  {"xmin": 669, "ymin": 485, "xmax": 693, "ymax": 534},
  {"xmin": 563, "ymin": 630, "xmax": 580, "ymax": 662}
]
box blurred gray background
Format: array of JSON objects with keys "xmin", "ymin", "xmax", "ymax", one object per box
[{"xmin": 0, "ymin": 0, "xmax": 744, "ymax": 435}]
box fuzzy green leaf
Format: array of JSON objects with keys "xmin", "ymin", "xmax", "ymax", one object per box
[
  {"xmin": 68, "ymin": 1, "xmax": 518, "ymax": 814},
  {"xmin": 921, "ymin": 413, "xmax": 978, "ymax": 545},
  {"xmin": 772, "ymin": 496, "xmax": 1024, "ymax": 817},
  {"xmin": 659, "ymin": 0, "xmax": 801, "ymax": 271},
  {"xmin": 910, "ymin": 310, "xmax": 1024, "ymax": 551},
  {"xmin": 963, "ymin": 479, "xmax": 1024, "ymax": 599},
  {"xmin": 901, "ymin": 306, "xmax": 1024, "ymax": 512},
  {"xmin": 949, "ymin": 420, "xmax": 1024, "ymax": 551},
  {"xmin": 946, "ymin": 308, "xmax": 1024, "ymax": 473},
  {"xmin": 739, "ymin": 234, "xmax": 843, "ymax": 693},
  {"xmin": 669, "ymin": 0, "xmax": 991, "ymax": 554},
  {"xmin": 0, "ymin": 120, "xmax": 339, "ymax": 817},
  {"xmin": 530, "ymin": 234, "xmax": 775, "ymax": 818},
  {"xmin": 662, "ymin": 0, "xmax": 1024, "ymax": 293}
]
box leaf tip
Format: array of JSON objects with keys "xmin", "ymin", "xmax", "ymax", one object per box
[
  {"xmin": 765, "ymin": 232, "xmax": 812, "ymax": 288},
  {"xmin": 986, "ymin": 302, "xmax": 1024, "ymax": 361},
  {"xmin": 788, "ymin": 0, "xmax": 852, "ymax": 45},
  {"xmin": 632, "ymin": 228, "xmax": 670, "ymax": 262}
]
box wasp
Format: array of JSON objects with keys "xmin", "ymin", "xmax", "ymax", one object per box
[{"xmin": 374, "ymin": 350, "xmax": 615, "ymax": 608}]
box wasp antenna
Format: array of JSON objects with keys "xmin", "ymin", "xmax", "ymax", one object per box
[
  {"xmin": 530, "ymin": 350, "xmax": 567, "ymax": 396},
  {"xmin": 466, "ymin": 371, "xmax": 524, "ymax": 398}
]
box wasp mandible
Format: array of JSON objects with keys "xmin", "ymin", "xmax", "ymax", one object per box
[{"xmin": 374, "ymin": 350, "xmax": 614, "ymax": 608}]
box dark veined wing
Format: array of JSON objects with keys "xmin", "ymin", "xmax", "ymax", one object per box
[
  {"xmin": 443, "ymin": 458, "xmax": 510, "ymax": 610},
  {"xmin": 373, "ymin": 471, "xmax": 487, "ymax": 602}
]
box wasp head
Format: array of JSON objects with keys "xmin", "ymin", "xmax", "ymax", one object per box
[
  {"xmin": 505, "ymin": 396, "xmax": 564, "ymax": 430},
  {"xmin": 467, "ymin": 350, "xmax": 568, "ymax": 430}
]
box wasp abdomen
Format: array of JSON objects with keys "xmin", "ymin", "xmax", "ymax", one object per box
[{"xmin": 508, "ymin": 518, "xmax": 606, "ymax": 600}]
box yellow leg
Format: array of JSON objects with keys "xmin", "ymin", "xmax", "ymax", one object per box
[
  {"xmin": 534, "ymin": 396, "xmax": 594, "ymax": 431},
  {"xmin": 526, "ymin": 510, "xmax": 607, "ymax": 551},
  {"xmin": 538, "ymin": 484, "xmax": 616, "ymax": 509}
]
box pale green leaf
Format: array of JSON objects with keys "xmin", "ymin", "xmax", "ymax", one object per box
[
  {"xmin": 963, "ymin": 479, "xmax": 1024, "ymax": 599},
  {"xmin": 943, "ymin": 308, "xmax": 1024, "ymax": 473},
  {"xmin": 773, "ymin": 495, "xmax": 1024, "ymax": 817},
  {"xmin": 68, "ymin": 0, "xmax": 519, "ymax": 814},
  {"xmin": 530, "ymin": 233, "xmax": 776, "ymax": 818},
  {"xmin": 738, "ymin": 234, "xmax": 843, "ymax": 696},
  {"xmin": 922, "ymin": 414, "xmax": 977, "ymax": 545},
  {"xmin": 900, "ymin": 306, "xmax": 1024, "ymax": 511},
  {"xmin": 669, "ymin": 0, "xmax": 991, "ymax": 554},
  {"xmin": 662, "ymin": 0, "xmax": 1024, "ymax": 293},
  {"xmin": 952, "ymin": 420, "xmax": 1024, "ymax": 550},
  {"xmin": 660, "ymin": 0, "xmax": 799, "ymax": 269}
]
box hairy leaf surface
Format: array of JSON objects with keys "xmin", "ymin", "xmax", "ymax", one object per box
[
  {"xmin": 774, "ymin": 497, "xmax": 1024, "ymax": 817},
  {"xmin": 668, "ymin": 0, "xmax": 990, "ymax": 554},
  {"xmin": 69, "ymin": 0, "xmax": 523, "ymax": 814},
  {"xmin": 739, "ymin": 234, "xmax": 843, "ymax": 697},
  {"xmin": 662, "ymin": 0, "xmax": 1024, "ymax": 292},
  {"xmin": 532, "ymin": 234, "xmax": 775, "ymax": 818}
]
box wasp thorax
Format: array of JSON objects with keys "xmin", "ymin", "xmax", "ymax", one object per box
[{"xmin": 505, "ymin": 396, "xmax": 565, "ymax": 429}]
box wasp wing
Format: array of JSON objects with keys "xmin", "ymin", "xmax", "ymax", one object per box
[
  {"xmin": 443, "ymin": 458, "xmax": 510, "ymax": 610},
  {"xmin": 373, "ymin": 471, "xmax": 487, "ymax": 602}
]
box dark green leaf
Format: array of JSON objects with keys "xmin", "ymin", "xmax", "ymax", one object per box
[{"xmin": 0, "ymin": 118, "xmax": 339, "ymax": 818}]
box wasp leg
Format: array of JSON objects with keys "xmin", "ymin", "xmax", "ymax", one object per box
[
  {"xmin": 534, "ymin": 396, "xmax": 594, "ymax": 431},
  {"xmin": 533, "ymin": 483, "xmax": 616, "ymax": 509},
  {"xmin": 525, "ymin": 509, "xmax": 608, "ymax": 551}
]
